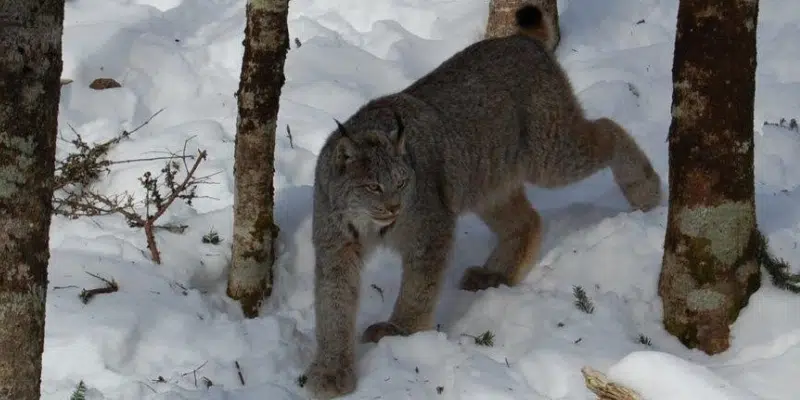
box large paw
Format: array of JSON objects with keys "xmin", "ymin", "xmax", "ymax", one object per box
[
  {"xmin": 361, "ymin": 321, "xmax": 408, "ymax": 343},
  {"xmin": 618, "ymin": 166, "xmax": 662, "ymax": 212},
  {"xmin": 304, "ymin": 360, "xmax": 357, "ymax": 399},
  {"xmin": 459, "ymin": 266, "xmax": 509, "ymax": 292}
]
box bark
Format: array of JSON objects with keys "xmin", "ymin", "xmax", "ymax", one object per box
[
  {"xmin": 658, "ymin": 0, "xmax": 761, "ymax": 355},
  {"xmin": 227, "ymin": 0, "xmax": 289, "ymax": 318},
  {"xmin": 0, "ymin": 1, "xmax": 64, "ymax": 398},
  {"xmin": 485, "ymin": 0, "xmax": 560, "ymax": 51}
]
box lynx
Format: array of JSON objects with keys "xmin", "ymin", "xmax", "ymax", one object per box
[{"xmin": 304, "ymin": 5, "xmax": 661, "ymax": 398}]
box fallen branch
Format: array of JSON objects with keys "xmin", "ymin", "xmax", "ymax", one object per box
[
  {"xmin": 581, "ymin": 366, "xmax": 642, "ymax": 400},
  {"xmin": 79, "ymin": 272, "xmax": 119, "ymax": 304},
  {"xmin": 110, "ymin": 154, "xmax": 195, "ymax": 165},
  {"xmin": 52, "ymin": 285, "xmax": 80, "ymax": 290},
  {"xmin": 54, "ymin": 108, "xmax": 165, "ymax": 193},
  {"xmin": 53, "ymin": 110, "xmax": 221, "ymax": 265},
  {"xmin": 54, "ymin": 142, "xmax": 211, "ymax": 264},
  {"xmin": 54, "ymin": 190, "xmax": 140, "ymax": 221}
]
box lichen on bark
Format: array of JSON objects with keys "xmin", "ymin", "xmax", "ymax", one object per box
[
  {"xmin": 677, "ymin": 202, "xmax": 754, "ymax": 266},
  {"xmin": 227, "ymin": 0, "xmax": 289, "ymax": 318}
]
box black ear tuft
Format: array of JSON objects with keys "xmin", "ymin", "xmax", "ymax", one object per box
[{"xmin": 334, "ymin": 118, "xmax": 348, "ymax": 137}]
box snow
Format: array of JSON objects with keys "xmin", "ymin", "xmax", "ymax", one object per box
[
  {"xmin": 606, "ymin": 351, "xmax": 762, "ymax": 400},
  {"xmin": 45, "ymin": 0, "xmax": 800, "ymax": 398}
]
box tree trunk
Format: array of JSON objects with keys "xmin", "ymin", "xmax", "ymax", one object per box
[
  {"xmin": 0, "ymin": 1, "xmax": 64, "ymax": 398},
  {"xmin": 227, "ymin": 0, "xmax": 289, "ymax": 318},
  {"xmin": 658, "ymin": 0, "xmax": 761, "ymax": 355},
  {"xmin": 485, "ymin": 0, "xmax": 560, "ymax": 51}
]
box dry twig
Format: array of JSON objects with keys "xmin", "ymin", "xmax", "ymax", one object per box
[
  {"xmin": 53, "ymin": 108, "xmax": 165, "ymax": 193},
  {"xmin": 235, "ymin": 360, "xmax": 245, "ymax": 385},
  {"xmin": 79, "ymin": 272, "xmax": 119, "ymax": 304},
  {"xmin": 581, "ymin": 366, "xmax": 643, "ymax": 400},
  {"xmin": 180, "ymin": 360, "xmax": 209, "ymax": 388}
]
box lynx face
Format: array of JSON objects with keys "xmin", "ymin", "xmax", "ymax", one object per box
[{"xmin": 329, "ymin": 119, "xmax": 414, "ymax": 226}]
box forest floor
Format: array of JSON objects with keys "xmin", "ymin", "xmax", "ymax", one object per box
[{"xmin": 45, "ymin": 0, "xmax": 800, "ymax": 398}]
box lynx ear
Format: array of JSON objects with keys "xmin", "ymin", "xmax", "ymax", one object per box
[
  {"xmin": 334, "ymin": 119, "xmax": 357, "ymax": 167},
  {"xmin": 389, "ymin": 111, "xmax": 406, "ymax": 155},
  {"xmin": 335, "ymin": 119, "xmax": 348, "ymax": 138}
]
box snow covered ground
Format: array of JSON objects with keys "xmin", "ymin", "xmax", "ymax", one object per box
[{"xmin": 45, "ymin": 0, "xmax": 800, "ymax": 398}]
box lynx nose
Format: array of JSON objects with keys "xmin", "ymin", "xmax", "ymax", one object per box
[{"xmin": 386, "ymin": 203, "xmax": 401, "ymax": 215}]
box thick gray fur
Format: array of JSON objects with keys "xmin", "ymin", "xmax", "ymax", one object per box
[{"xmin": 303, "ymin": 14, "xmax": 661, "ymax": 399}]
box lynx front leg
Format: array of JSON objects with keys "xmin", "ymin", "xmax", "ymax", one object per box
[
  {"xmin": 461, "ymin": 187, "xmax": 543, "ymax": 291},
  {"xmin": 361, "ymin": 214, "xmax": 455, "ymax": 343},
  {"xmin": 305, "ymin": 233, "xmax": 363, "ymax": 399}
]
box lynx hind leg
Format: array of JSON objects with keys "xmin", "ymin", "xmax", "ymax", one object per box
[
  {"xmin": 460, "ymin": 187, "xmax": 543, "ymax": 292},
  {"xmin": 531, "ymin": 117, "xmax": 661, "ymax": 212},
  {"xmin": 594, "ymin": 118, "xmax": 662, "ymax": 211}
]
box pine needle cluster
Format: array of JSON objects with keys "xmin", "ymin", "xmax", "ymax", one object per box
[{"xmin": 755, "ymin": 229, "xmax": 800, "ymax": 293}]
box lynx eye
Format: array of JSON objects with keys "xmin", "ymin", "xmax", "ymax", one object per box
[{"xmin": 365, "ymin": 183, "xmax": 382, "ymax": 193}]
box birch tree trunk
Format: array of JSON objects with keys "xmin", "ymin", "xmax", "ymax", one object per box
[
  {"xmin": 658, "ymin": 0, "xmax": 761, "ymax": 355},
  {"xmin": 0, "ymin": 0, "xmax": 64, "ymax": 397},
  {"xmin": 485, "ymin": 0, "xmax": 560, "ymax": 51},
  {"xmin": 227, "ymin": 0, "xmax": 289, "ymax": 318}
]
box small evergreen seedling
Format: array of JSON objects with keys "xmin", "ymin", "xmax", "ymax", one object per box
[
  {"xmin": 638, "ymin": 334, "xmax": 652, "ymax": 346},
  {"xmin": 573, "ymin": 285, "xmax": 595, "ymax": 314},
  {"xmin": 755, "ymin": 229, "xmax": 800, "ymax": 294},
  {"xmin": 763, "ymin": 117, "xmax": 799, "ymax": 132},
  {"xmin": 202, "ymin": 377, "xmax": 213, "ymax": 388},
  {"xmin": 461, "ymin": 330, "xmax": 496, "ymax": 346},
  {"xmin": 297, "ymin": 374, "xmax": 308, "ymax": 388},
  {"xmin": 474, "ymin": 330, "xmax": 495, "ymax": 347},
  {"xmin": 70, "ymin": 380, "xmax": 87, "ymax": 400},
  {"xmin": 202, "ymin": 229, "xmax": 222, "ymax": 244}
]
